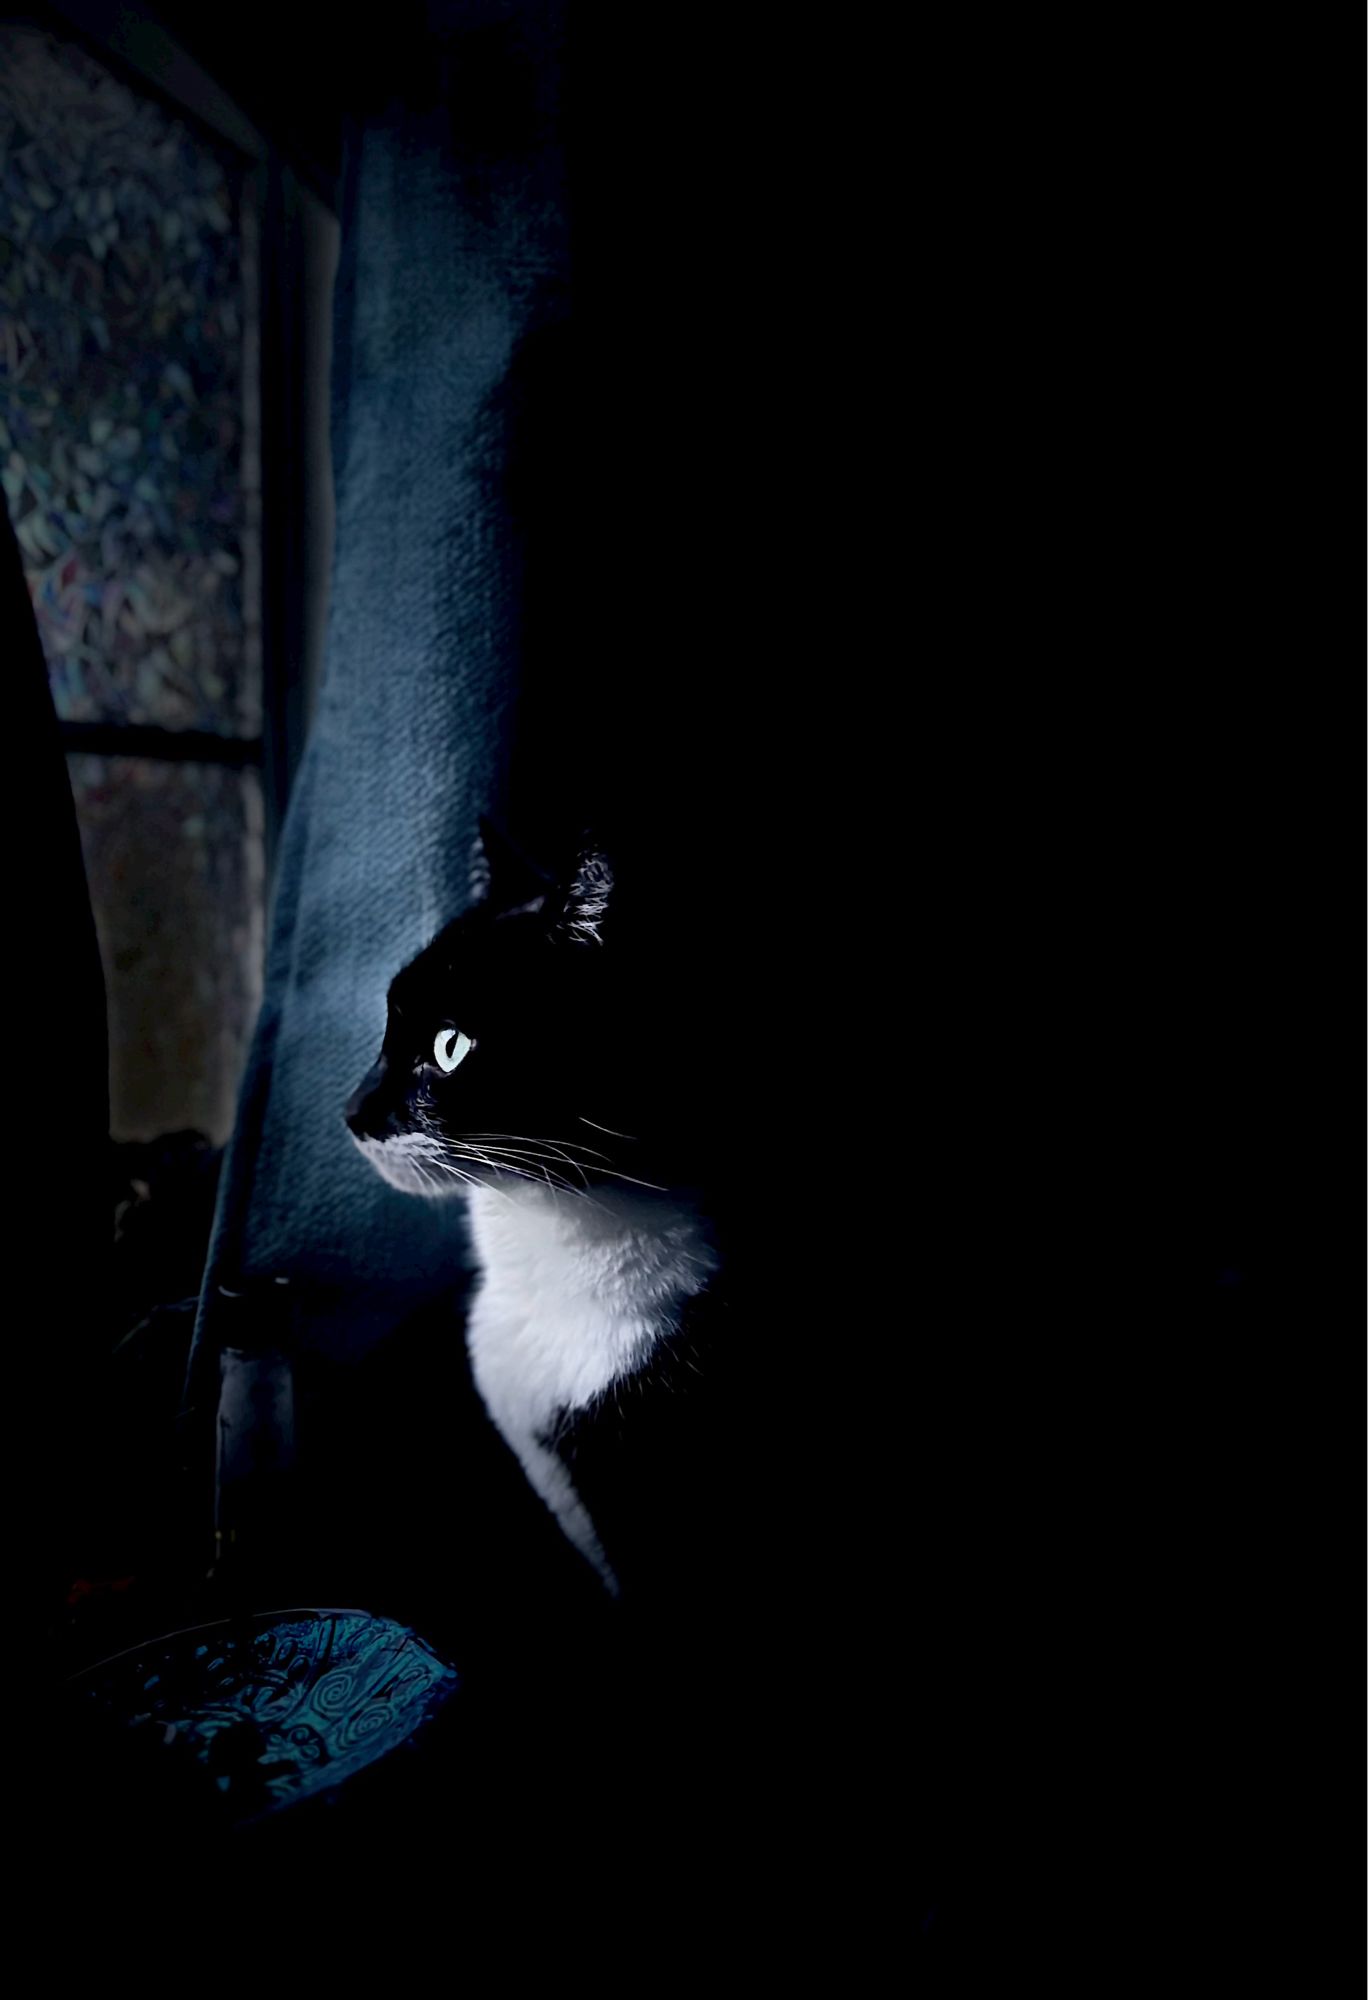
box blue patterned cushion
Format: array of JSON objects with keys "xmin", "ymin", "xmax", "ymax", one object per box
[{"xmin": 74, "ymin": 1610, "xmax": 458, "ymax": 1825}]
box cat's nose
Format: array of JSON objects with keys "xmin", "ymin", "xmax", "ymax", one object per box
[{"xmin": 344, "ymin": 1056, "xmax": 388, "ymax": 1135}]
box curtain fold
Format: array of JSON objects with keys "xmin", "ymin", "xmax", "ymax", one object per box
[{"xmin": 185, "ymin": 2, "xmax": 574, "ymax": 1427}]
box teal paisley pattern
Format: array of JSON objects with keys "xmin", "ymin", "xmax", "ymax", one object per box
[{"xmin": 76, "ymin": 1611, "xmax": 458, "ymax": 1822}]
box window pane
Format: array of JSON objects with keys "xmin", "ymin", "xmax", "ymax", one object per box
[
  {"xmin": 0, "ymin": 25, "xmax": 260, "ymax": 734},
  {"xmin": 67, "ymin": 755, "xmax": 265, "ymax": 1143}
]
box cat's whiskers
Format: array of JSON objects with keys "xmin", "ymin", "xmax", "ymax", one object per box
[
  {"xmin": 580, "ymin": 1163, "xmax": 668, "ymax": 1192},
  {"xmin": 452, "ymin": 1138, "xmax": 621, "ymax": 1211},
  {"xmin": 413, "ymin": 1156, "xmax": 449, "ymax": 1198},
  {"xmin": 450, "ymin": 1139, "xmax": 580, "ymax": 1200},
  {"xmin": 463, "ymin": 1130, "xmax": 668, "ymax": 1195},
  {"xmin": 464, "ymin": 1130, "xmax": 612, "ymax": 1164},
  {"xmin": 525, "ymin": 1134, "xmax": 669, "ymax": 1194},
  {"xmin": 404, "ymin": 1119, "xmax": 523, "ymax": 1205},
  {"xmin": 461, "ymin": 1134, "xmax": 597, "ymax": 1190},
  {"xmin": 452, "ymin": 1144, "xmax": 535, "ymax": 1185},
  {"xmin": 577, "ymin": 1116, "xmax": 639, "ymax": 1142}
]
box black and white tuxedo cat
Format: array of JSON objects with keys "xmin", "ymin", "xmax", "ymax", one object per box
[
  {"xmin": 343, "ymin": 820, "xmax": 743, "ymax": 1604},
  {"xmin": 343, "ymin": 819, "xmax": 957, "ymax": 1936}
]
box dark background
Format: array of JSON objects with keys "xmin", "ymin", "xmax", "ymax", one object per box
[{"xmin": 10, "ymin": 0, "xmax": 1324, "ymax": 1962}]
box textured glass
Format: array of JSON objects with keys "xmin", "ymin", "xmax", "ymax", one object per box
[
  {"xmin": 67, "ymin": 754, "xmax": 265, "ymax": 1143},
  {"xmin": 0, "ymin": 26, "xmax": 260, "ymax": 733}
]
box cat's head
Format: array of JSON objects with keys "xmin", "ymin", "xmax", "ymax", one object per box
[{"xmin": 344, "ymin": 820, "xmax": 670, "ymax": 1201}]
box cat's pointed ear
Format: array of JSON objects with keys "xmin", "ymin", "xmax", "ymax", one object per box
[
  {"xmin": 547, "ymin": 840, "xmax": 615, "ymax": 946},
  {"xmin": 469, "ymin": 816, "xmax": 553, "ymax": 914}
]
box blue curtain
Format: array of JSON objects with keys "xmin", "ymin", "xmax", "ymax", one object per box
[{"xmin": 186, "ymin": 2, "xmax": 575, "ymax": 1417}]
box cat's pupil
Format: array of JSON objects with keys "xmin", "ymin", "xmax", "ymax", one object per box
[{"xmin": 433, "ymin": 1026, "xmax": 473, "ymax": 1073}]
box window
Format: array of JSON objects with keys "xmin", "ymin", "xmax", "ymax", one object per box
[{"xmin": 1, "ymin": 23, "xmax": 266, "ymax": 1140}]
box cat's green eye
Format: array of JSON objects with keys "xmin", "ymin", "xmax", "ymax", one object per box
[{"xmin": 433, "ymin": 1027, "xmax": 474, "ymax": 1074}]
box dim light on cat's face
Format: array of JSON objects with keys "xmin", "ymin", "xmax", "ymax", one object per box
[{"xmin": 343, "ymin": 821, "xmax": 679, "ymax": 1203}]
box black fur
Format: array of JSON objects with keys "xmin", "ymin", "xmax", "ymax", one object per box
[{"xmin": 345, "ymin": 818, "xmax": 731, "ymax": 1206}]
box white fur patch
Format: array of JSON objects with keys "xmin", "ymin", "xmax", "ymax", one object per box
[
  {"xmin": 348, "ymin": 1130, "xmax": 459, "ymax": 1199},
  {"xmin": 463, "ymin": 1181, "xmax": 718, "ymax": 1590}
]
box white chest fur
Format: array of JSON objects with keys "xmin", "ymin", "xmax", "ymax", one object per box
[{"xmin": 463, "ymin": 1182, "xmax": 719, "ymax": 1591}]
